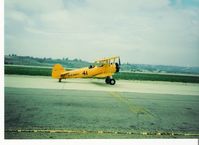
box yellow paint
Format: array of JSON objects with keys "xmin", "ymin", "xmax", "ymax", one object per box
[
  {"xmin": 7, "ymin": 129, "xmax": 199, "ymax": 136},
  {"xmin": 142, "ymin": 132, "xmax": 147, "ymax": 135},
  {"xmin": 109, "ymin": 91, "xmax": 155, "ymax": 118},
  {"xmin": 52, "ymin": 64, "xmax": 65, "ymax": 79},
  {"xmin": 52, "ymin": 56, "xmax": 120, "ymax": 80},
  {"xmin": 94, "ymin": 56, "xmax": 120, "ymax": 64}
]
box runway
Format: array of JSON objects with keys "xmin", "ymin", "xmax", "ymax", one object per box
[
  {"xmin": 4, "ymin": 75, "xmax": 199, "ymax": 138},
  {"xmin": 5, "ymin": 75, "xmax": 199, "ymax": 95}
]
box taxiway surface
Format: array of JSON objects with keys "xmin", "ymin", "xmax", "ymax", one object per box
[{"xmin": 4, "ymin": 75, "xmax": 199, "ymax": 138}]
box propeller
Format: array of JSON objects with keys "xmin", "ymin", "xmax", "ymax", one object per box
[{"xmin": 115, "ymin": 57, "xmax": 121, "ymax": 73}]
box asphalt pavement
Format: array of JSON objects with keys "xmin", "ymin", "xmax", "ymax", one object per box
[{"xmin": 5, "ymin": 85, "xmax": 199, "ymax": 138}]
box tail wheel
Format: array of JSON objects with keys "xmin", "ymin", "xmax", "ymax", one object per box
[{"xmin": 109, "ymin": 79, "xmax": 116, "ymax": 85}]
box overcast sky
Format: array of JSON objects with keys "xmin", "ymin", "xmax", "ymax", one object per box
[{"xmin": 5, "ymin": 0, "xmax": 199, "ymax": 66}]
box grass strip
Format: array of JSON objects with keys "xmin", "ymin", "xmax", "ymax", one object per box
[{"xmin": 5, "ymin": 65, "xmax": 199, "ymax": 83}]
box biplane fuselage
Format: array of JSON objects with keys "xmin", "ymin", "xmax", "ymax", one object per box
[{"xmin": 52, "ymin": 56, "xmax": 120, "ymax": 85}]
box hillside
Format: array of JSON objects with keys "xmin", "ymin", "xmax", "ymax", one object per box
[
  {"xmin": 5, "ymin": 55, "xmax": 90, "ymax": 68},
  {"xmin": 4, "ymin": 55, "xmax": 199, "ymax": 75}
]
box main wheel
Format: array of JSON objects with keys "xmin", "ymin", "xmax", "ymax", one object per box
[
  {"xmin": 59, "ymin": 78, "xmax": 62, "ymax": 82},
  {"xmin": 105, "ymin": 77, "xmax": 110, "ymax": 84},
  {"xmin": 109, "ymin": 79, "xmax": 116, "ymax": 85}
]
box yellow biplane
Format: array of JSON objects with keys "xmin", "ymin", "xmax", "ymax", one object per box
[{"xmin": 52, "ymin": 56, "xmax": 121, "ymax": 85}]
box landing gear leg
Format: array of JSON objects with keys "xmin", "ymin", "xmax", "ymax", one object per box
[{"xmin": 59, "ymin": 78, "xmax": 62, "ymax": 82}]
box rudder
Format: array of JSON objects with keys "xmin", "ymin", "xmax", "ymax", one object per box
[{"xmin": 52, "ymin": 64, "xmax": 65, "ymax": 79}]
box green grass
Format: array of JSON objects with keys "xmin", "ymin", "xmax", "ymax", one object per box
[
  {"xmin": 5, "ymin": 65, "xmax": 52, "ymax": 76},
  {"xmin": 4, "ymin": 65, "xmax": 199, "ymax": 83},
  {"xmin": 115, "ymin": 72, "xmax": 199, "ymax": 83}
]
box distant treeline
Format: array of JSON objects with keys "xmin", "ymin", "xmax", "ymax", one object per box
[
  {"xmin": 4, "ymin": 54, "xmax": 199, "ymax": 75},
  {"xmin": 121, "ymin": 63, "xmax": 199, "ymax": 75},
  {"xmin": 5, "ymin": 54, "xmax": 90, "ymax": 68}
]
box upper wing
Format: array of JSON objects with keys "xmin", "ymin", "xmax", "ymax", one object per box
[{"xmin": 94, "ymin": 56, "xmax": 120, "ymax": 64}]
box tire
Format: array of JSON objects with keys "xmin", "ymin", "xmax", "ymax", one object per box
[
  {"xmin": 105, "ymin": 77, "xmax": 110, "ymax": 84},
  {"xmin": 109, "ymin": 79, "xmax": 116, "ymax": 85},
  {"xmin": 59, "ymin": 78, "xmax": 62, "ymax": 82}
]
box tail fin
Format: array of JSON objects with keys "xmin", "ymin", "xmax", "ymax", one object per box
[{"xmin": 52, "ymin": 64, "xmax": 65, "ymax": 79}]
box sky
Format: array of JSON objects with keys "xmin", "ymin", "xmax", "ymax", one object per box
[{"xmin": 4, "ymin": 0, "xmax": 199, "ymax": 66}]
